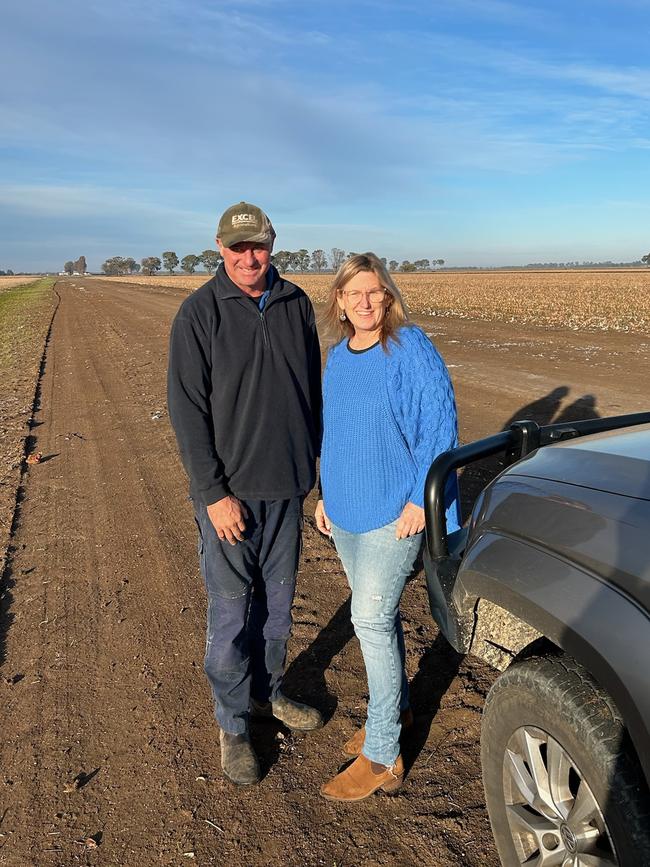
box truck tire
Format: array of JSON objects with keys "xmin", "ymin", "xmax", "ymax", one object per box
[{"xmin": 481, "ymin": 654, "xmax": 650, "ymax": 866}]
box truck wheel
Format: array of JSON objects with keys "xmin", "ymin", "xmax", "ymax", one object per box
[{"xmin": 481, "ymin": 655, "xmax": 650, "ymax": 867}]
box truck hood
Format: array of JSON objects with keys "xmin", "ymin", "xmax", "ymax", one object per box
[{"xmin": 507, "ymin": 423, "xmax": 650, "ymax": 501}]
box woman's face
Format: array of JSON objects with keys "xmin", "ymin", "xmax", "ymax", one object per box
[{"xmin": 337, "ymin": 270, "xmax": 389, "ymax": 340}]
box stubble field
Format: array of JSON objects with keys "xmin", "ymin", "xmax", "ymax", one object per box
[{"xmin": 106, "ymin": 268, "xmax": 650, "ymax": 332}]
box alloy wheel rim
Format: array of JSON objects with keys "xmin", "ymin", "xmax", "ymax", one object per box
[{"xmin": 501, "ymin": 725, "xmax": 618, "ymax": 866}]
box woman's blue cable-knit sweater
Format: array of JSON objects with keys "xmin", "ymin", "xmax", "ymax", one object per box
[{"xmin": 321, "ymin": 325, "xmax": 461, "ymax": 534}]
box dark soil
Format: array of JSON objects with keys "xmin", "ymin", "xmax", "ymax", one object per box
[{"xmin": 0, "ymin": 278, "xmax": 646, "ymax": 866}]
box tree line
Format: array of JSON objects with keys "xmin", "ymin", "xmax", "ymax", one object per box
[
  {"xmin": 63, "ymin": 256, "xmax": 87, "ymax": 275},
  {"xmin": 57, "ymin": 249, "xmax": 650, "ymax": 278},
  {"xmin": 272, "ymin": 249, "xmax": 444, "ymax": 273},
  {"xmin": 97, "ymin": 251, "xmax": 222, "ymax": 276},
  {"xmin": 90, "ymin": 248, "xmax": 446, "ymax": 276}
]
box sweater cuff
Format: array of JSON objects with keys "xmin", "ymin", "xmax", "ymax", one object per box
[
  {"xmin": 195, "ymin": 481, "xmax": 230, "ymax": 507},
  {"xmin": 408, "ymin": 473, "xmax": 427, "ymax": 509}
]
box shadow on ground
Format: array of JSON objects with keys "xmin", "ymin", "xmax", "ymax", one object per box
[{"xmin": 459, "ymin": 387, "xmax": 601, "ymax": 520}]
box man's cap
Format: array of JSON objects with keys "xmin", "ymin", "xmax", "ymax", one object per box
[{"xmin": 217, "ymin": 202, "xmax": 276, "ymax": 248}]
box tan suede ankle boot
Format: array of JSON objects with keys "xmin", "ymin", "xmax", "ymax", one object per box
[{"xmin": 320, "ymin": 753, "xmax": 404, "ymax": 802}]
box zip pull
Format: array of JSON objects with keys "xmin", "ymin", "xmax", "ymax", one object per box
[{"xmin": 258, "ymin": 309, "xmax": 269, "ymax": 348}]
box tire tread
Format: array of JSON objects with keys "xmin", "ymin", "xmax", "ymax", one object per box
[{"xmin": 481, "ymin": 654, "xmax": 650, "ymax": 865}]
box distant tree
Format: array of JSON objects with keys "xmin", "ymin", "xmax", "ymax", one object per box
[
  {"xmin": 414, "ymin": 258, "xmax": 430, "ymax": 270},
  {"xmin": 141, "ymin": 256, "xmax": 161, "ymax": 276},
  {"xmin": 102, "ymin": 256, "xmax": 125, "ymax": 275},
  {"xmin": 400, "ymin": 260, "xmax": 417, "ymax": 272},
  {"xmin": 389, "ymin": 260, "xmax": 398, "ymax": 272},
  {"xmin": 181, "ymin": 254, "xmax": 201, "ymax": 274},
  {"xmin": 380, "ymin": 257, "xmax": 387, "ymax": 267},
  {"xmin": 642, "ymin": 253, "xmax": 650, "ymax": 266},
  {"xmin": 162, "ymin": 251, "xmax": 179, "ymax": 274},
  {"xmin": 74, "ymin": 255, "xmax": 87, "ymax": 274},
  {"xmin": 330, "ymin": 247, "xmax": 345, "ymax": 271},
  {"xmin": 200, "ymin": 249, "xmax": 221, "ymax": 274},
  {"xmin": 311, "ymin": 249, "xmax": 327, "ymax": 272},
  {"xmin": 291, "ymin": 249, "xmax": 310, "ymax": 272},
  {"xmin": 64, "ymin": 260, "xmax": 74, "ymax": 275},
  {"xmin": 298, "ymin": 248, "xmax": 311, "ymax": 271},
  {"xmin": 432, "ymin": 258, "xmax": 445, "ymax": 268},
  {"xmin": 272, "ymin": 250, "xmax": 292, "ymax": 273},
  {"xmin": 6, "ymin": 269, "xmax": 14, "ymax": 275}
]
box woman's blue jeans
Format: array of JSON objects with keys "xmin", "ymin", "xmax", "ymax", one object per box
[{"xmin": 331, "ymin": 519, "xmax": 423, "ymax": 766}]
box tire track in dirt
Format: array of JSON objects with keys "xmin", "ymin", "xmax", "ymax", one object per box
[{"xmin": 0, "ymin": 282, "xmax": 215, "ymax": 864}]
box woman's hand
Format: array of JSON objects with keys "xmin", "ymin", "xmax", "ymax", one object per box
[
  {"xmin": 315, "ymin": 499, "xmax": 332, "ymax": 537},
  {"xmin": 396, "ymin": 502, "xmax": 425, "ymax": 539}
]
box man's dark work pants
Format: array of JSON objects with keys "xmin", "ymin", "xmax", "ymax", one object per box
[{"xmin": 193, "ymin": 497, "xmax": 302, "ymax": 735}]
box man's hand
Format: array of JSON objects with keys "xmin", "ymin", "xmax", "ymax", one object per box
[
  {"xmin": 315, "ymin": 499, "xmax": 332, "ymax": 537},
  {"xmin": 396, "ymin": 502, "xmax": 425, "ymax": 540},
  {"xmin": 207, "ymin": 495, "xmax": 248, "ymax": 546}
]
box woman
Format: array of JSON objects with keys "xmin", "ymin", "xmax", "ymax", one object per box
[{"xmin": 315, "ymin": 253, "xmax": 460, "ymax": 802}]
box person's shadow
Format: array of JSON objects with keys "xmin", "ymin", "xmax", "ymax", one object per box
[
  {"xmin": 401, "ymin": 632, "xmax": 464, "ymax": 774},
  {"xmin": 283, "ymin": 584, "xmax": 353, "ymax": 722},
  {"xmin": 554, "ymin": 394, "xmax": 599, "ymax": 424},
  {"xmin": 459, "ymin": 388, "xmax": 600, "ymax": 520}
]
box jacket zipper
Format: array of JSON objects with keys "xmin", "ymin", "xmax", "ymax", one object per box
[{"xmin": 258, "ymin": 308, "xmax": 270, "ymax": 348}]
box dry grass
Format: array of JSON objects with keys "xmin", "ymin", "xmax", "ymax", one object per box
[
  {"xmin": 89, "ymin": 269, "xmax": 650, "ymax": 332},
  {"xmin": 0, "ymin": 276, "xmax": 41, "ymax": 291}
]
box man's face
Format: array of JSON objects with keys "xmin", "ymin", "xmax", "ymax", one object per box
[{"xmin": 217, "ymin": 239, "xmax": 272, "ymax": 296}]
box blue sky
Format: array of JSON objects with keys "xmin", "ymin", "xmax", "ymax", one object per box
[{"xmin": 2, "ymin": 0, "xmax": 650, "ymax": 271}]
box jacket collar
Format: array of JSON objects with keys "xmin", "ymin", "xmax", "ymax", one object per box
[
  {"xmin": 212, "ymin": 264, "xmax": 287, "ymax": 300},
  {"xmin": 212, "ymin": 263, "xmax": 291, "ymax": 302}
]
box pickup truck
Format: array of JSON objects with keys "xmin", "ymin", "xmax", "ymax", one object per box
[{"xmin": 423, "ymin": 412, "xmax": 650, "ymax": 867}]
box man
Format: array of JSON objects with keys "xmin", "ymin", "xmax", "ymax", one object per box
[{"xmin": 168, "ymin": 202, "xmax": 322, "ymax": 786}]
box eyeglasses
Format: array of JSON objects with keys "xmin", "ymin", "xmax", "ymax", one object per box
[{"xmin": 343, "ymin": 288, "xmax": 387, "ymax": 305}]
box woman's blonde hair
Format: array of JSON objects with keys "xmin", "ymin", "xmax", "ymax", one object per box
[{"xmin": 323, "ymin": 252, "xmax": 410, "ymax": 350}]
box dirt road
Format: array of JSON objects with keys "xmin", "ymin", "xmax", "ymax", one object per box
[{"xmin": 1, "ymin": 278, "xmax": 647, "ymax": 866}]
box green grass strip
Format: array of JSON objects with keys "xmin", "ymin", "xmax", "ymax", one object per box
[{"xmin": 0, "ymin": 278, "xmax": 56, "ymax": 365}]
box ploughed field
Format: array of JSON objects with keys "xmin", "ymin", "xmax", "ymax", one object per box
[{"xmin": 0, "ymin": 274, "xmax": 647, "ymax": 866}]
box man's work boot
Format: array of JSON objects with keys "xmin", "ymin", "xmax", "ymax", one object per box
[
  {"xmin": 219, "ymin": 731, "xmax": 261, "ymax": 786},
  {"xmin": 320, "ymin": 753, "xmax": 404, "ymax": 802},
  {"xmin": 342, "ymin": 707, "xmax": 414, "ymax": 757},
  {"xmin": 250, "ymin": 694, "xmax": 324, "ymax": 731}
]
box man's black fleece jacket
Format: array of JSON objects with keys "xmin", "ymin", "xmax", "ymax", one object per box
[{"xmin": 167, "ymin": 265, "xmax": 322, "ymax": 505}]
